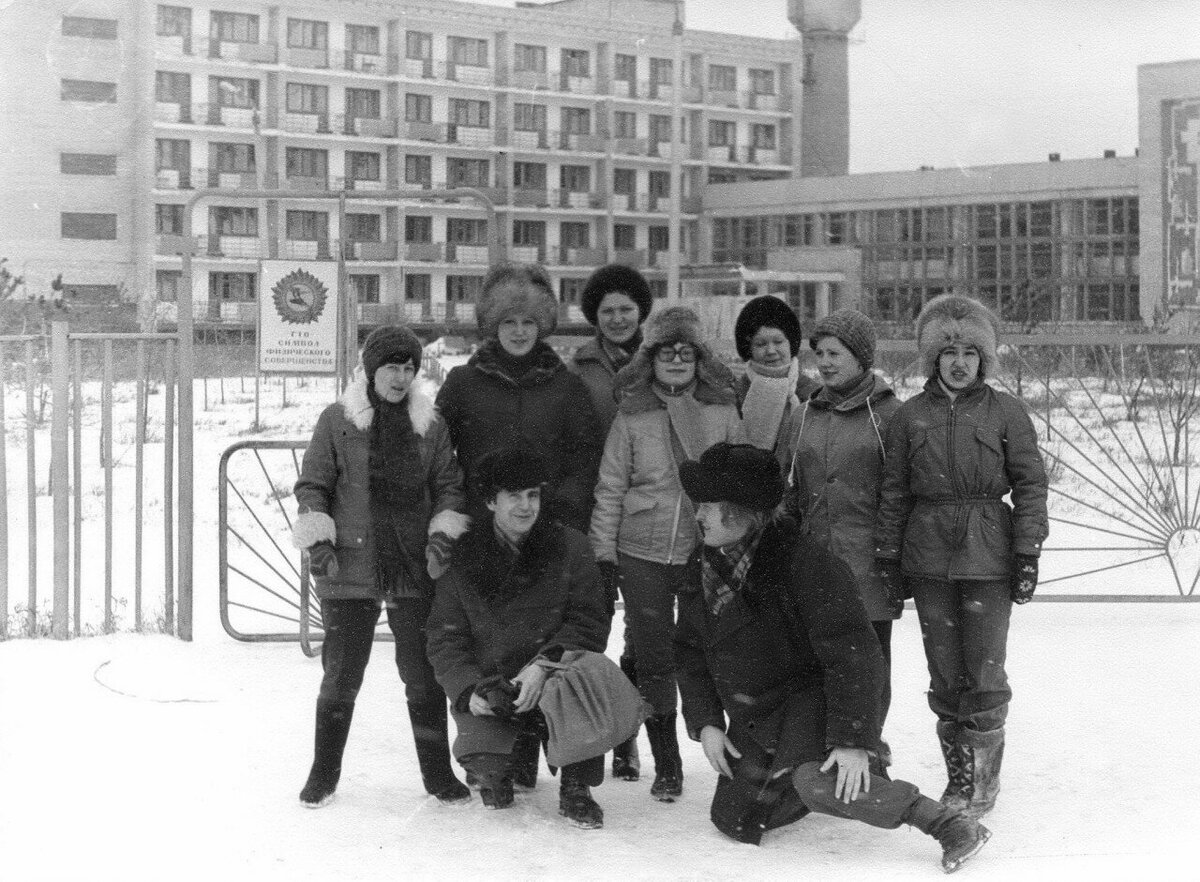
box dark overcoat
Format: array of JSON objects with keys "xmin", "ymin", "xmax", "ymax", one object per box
[{"xmin": 568, "ymin": 336, "xmax": 622, "ymax": 435}]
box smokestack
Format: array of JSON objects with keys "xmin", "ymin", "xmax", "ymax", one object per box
[{"xmin": 788, "ymin": 1, "xmax": 862, "ymax": 177}]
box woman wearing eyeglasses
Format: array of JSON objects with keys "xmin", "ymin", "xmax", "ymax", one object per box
[{"xmin": 589, "ymin": 306, "xmax": 740, "ymax": 803}]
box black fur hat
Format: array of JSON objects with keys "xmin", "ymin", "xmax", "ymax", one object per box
[
  {"xmin": 680, "ymin": 442, "xmax": 784, "ymax": 512},
  {"xmin": 472, "ymin": 446, "xmax": 550, "ymax": 502},
  {"xmin": 734, "ymin": 296, "xmax": 802, "ymax": 362},
  {"xmin": 361, "ymin": 325, "xmax": 423, "ymax": 379},
  {"xmin": 581, "ymin": 264, "xmax": 653, "ymax": 326}
]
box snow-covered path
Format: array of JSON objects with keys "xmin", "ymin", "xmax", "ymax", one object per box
[{"xmin": 3, "ymin": 603, "xmax": 1196, "ymax": 881}]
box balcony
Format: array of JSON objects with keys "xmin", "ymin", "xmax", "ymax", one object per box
[
  {"xmin": 202, "ymin": 104, "xmax": 259, "ymax": 129},
  {"xmin": 280, "ymin": 240, "xmax": 335, "ymax": 260},
  {"xmin": 744, "ymin": 91, "xmax": 781, "ymax": 112},
  {"xmin": 283, "ymin": 112, "xmax": 333, "ymax": 135},
  {"xmin": 207, "ymin": 169, "xmax": 259, "ymax": 189},
  {"xmin": 343, "ymin": 51, "xmax": 385, "ymax": 74},
  {"xmin": 403, "ymin": 121, "xmax": 449, "ymax": 143},
  {"xmin": 339, "ymin": 177, "xmax": 387, "ymax": 192},
  {"xmin": 285, "ymin": 47, "xmax": 330, "ymax": 70},
  {"xmin": 405, "ymin": 243, "xmax": 445, "ymax": 262},
  {"xmin": 508, "ymin": 245, "xmax": 545, "ymax": 264},
  {"xmin": 707, "ymin": 88, "xmax": 740, "ymax": 109},
  {"xmin": 448, "ymin": 125, "xmax": 494, "ymax": 147},
  {"xmin": 741, "ymin": 145, "xmax": 781, "ymax": 165},
  {"xmin": 155, "ymin": 235, "xmax": 193, "ymax": 256},
  {"xmin": 512, "ymin": 188, "xmax": 550, "ymax": 208},
  {"xmin": 511, "ymin": 69, "xmax": 550, "ymax": 90},
  {"xmin": 707, "ymin": 144, "xmax": 737, "ymax": 163},
  {"xmin": 558, "ymin": 132, "xmax": 607, "ymax": 152},
  {"xmin": 207, "ymin": 39, "xmax": 276, "ymax": 64},
  {"xmin": 510, "ymin": 129, "xmax": 550, "ymax": 151},
  {"xmin": 647, "ymin": 141, "xmax": 683, "ymax": 160},
  {"xmin": 200, "ymin": 235, "xmax": 264, "ymax": 258},
  {"xmin": 555, "ymin": 189, "xmax": 603, "ymax": 210},
  {"xmin": 349, "ymin": 116, "xmax": 397, "ymax": 138},
  {"xmin": 613, "ymin": 249, "xmax": 648, "ymax": 268},
  {"xmin": 557, "ymin": 246, "xmax": 606, "ymax": 266},
  {"xmin": 154, "ymin": 101, "xmax": 195, "ymax": 124},
  {"xmin": 284, "ymin": 175, "xmax": 329, "ymax": 192},
  {"xmin": 345, "ymin": 241, "xmax": 398, "ymax": 261},
  {"xmin": 447, "ymin": 244, "xmax": 491, "ymax": 264},
  {"xmin": 614, "ymin": 137, "xmax": 649, "ymax": 156},
  {"xmin": 154, "ymin": 168, "xmax": 192, "ymax": 190},
  {"xmin": 155, "ymin": 33, "xmax": 194, "ymax": 57},
  {"xmin": 557, "ymin": 73, "xmax": 597, "ymax": 95}
]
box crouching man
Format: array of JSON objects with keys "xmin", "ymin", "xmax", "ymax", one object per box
[
  {"xmin": 426, "ymin": 445, "xmax": 613, "ymax": 828},
  {"xmin": 673, "ymin": 443, "xmax": 990, "ymax": 873}
]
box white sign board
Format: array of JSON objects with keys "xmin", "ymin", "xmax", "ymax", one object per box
[{"xmin": 258, "ymin": 260, "xmax": 339, "ymax": 374}]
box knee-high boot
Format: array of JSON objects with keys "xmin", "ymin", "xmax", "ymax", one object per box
[
  {"xmin": 612, "ymin": 654, "xmax": 641, "ymax": 781},
  {"xmin": 643, "ymin": 712, "xmax": 683, "ymax": 802},
  {"xmin": 407, "ymin": 700, "xmax": 470, "ymax": 804},
  {"xmin": 300, "ymin": 699, "xmax": 355, "ymax": 808},
  {"xmin": 936, "ymin": 720, "xmax": 970, "ymax": 812},
  {"xmin": 904, "ymin": 794, "xmax": 992, "ymax": 873},
  {"xmin": 959, "ymin": 727, "xmax": 1004, "ymax": 819}
]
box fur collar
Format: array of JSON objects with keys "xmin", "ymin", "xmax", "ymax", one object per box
[
  {"xmin": 470, "ymin": 339, "xmax": 564, "ymax": 388},
  {"xmin": 455, "ymin": 515, "xmax": 563, "ymax": 604},
  {"xmin": 339, "ymin": 373, "xmax": 439, "ymax": 435}
]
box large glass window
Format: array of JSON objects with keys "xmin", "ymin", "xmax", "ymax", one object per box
[
  {"xmin": 286, "ymin": 19, "xmax": 327, "ymax": 49},
  {"xmin": 514, "ymin": 44, "xmax": 546, "ymax": 72},
  {"xmin": 447, "ymin": 158, "xmax": 489, "ymax": 187},
  {"xmin": 155, "ymin": 71, "xmax": 190, "ymax": 103},
  {"xmin": 513, "ymin": 162, "xmax": 547, "ymax": 189},
  {"xmin": 405, "ymin": 31, "xmax": 432, "ymax": 60},
  {"xmin": 285, "ymin": 147, "xmax": 327, "ymax": 179},
  {"xmin": 61, "ymin": 79, "xmax": 116, "ymax": 103},
  {"xmin": 285, "ymin": 210, "xmax": 328, "ymax": 240},
  {"xmin": 346, "ymin": 24, "xmax": 379, "ymax": 55},
  {"xmin": 156, "ymin": 6, "xmax": 191, "ymax": 37},
  {"xmin": 209, "ymin": 206, "xmax": 257, "ymax": 236},
  {"xmin": 749, "ymin": 68, "xmax": 775, "ymax": 95},
  {"xmin": 513, "ymin": 104, "xmax": 546, "ymax": 131},
  {"xmin": 563, "ymin": 49, "xmax": 590, "ymax": 77},
  {"xmin": 404, "ymin": 155, "xmax": 432, "ymax": 186},
  {"xmin": 210, "ymin": 11, "xmax": 258, "ymax": 43},
  {"xmin": 708, "ymin": 65, "xmax": 736, "ymax": 91},
  {"xmin": 562, "ymin": 107, "xmax": 590, "ymax": 135},
  {"xmin": 213, "ymin": 77, "xmax": 258, "ymax": 108},
  {"xmin": 448, "ymin": 36, "xmax": 487, "ymax": 66},
  {"xmin": 212, "ymin": 142, "xmax": 255, "ymax": 172},
  {"xmin": 613, "ymin": 54, "xmax": 636, "ymax": 81},
  {"xmin": 449, "ymin": 99, "xmax": 489, "ymax": 127},
  {"xmin": 346, "ymin": 88, "xmax": 380, "ymax": 118},
  {"xmin": 405, "ymin": 94, "xmax": 432, "ymax": 123},
  {"xmin": 613, "ymin": 111, "xmax": 637, "ymax": 139},
  {"xmin": 155, "ymin": 204, "xmax": 184, "ymax": 235},
  {"xmin": 346, "ymin": 151, "xmax": 380, "ymax": 181},
  {"xmin": 286, "ymin": 83, "xmax": 328, "ymax": 114}
]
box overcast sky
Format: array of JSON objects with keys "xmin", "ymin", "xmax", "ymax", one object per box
[{"xmin": 482, "ymin": 0, "xmax": 1200, "ymax": 173}]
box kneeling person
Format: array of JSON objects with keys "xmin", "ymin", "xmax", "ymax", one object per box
[
  {"xmin": 674, "ymin": 443, "xmax": 990, "ymax": 874},
  {"xmin": 426, "ymin": 446, "xmax": 613, "ymax": 828}
]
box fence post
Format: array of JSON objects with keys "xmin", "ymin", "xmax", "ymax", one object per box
[{"xmin": 50, "ymin": 321, "xmax": 70, "ymax": 639}]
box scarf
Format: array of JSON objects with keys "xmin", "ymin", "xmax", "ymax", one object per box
[
  {"xmin": 490, "ymin": 342, "xmax": 540, "ymax": 381},
  {"xmin": 701, "ymin": 528, "xmax": 763, "ymax": 616},
  {"xmin": 598, "ymin": 328, "xmax": 643, "ymax": 373},
  {"xmin": 742, "ymin": 358, "xmax": 800, "ymax": 451},
  {"xmin": 368, "ymin": 393, "xmax": 426, "ymax": 602},
  {"xmin": 654, "ymin": 380, "xmax": 708, "ymax": 461},
  {"xmin": 815, "ymin": 368, "xmax": 876, "ymax": 409}
]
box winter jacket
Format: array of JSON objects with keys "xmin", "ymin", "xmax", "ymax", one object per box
[
  {"xmin": 292, "ymin": 377, "xmax": 468, "ymax": 601},
  {"xmin": 568, "ymin": 337, "xmax": 623, "ymax": 435},
  {"xmin": 436, "ymin": 340, "xmax": 603, "ymax": 532},
  {"xmin": 427, "ymin": 517, "xmax": 611, "ymax": 757},
  {"xmin": 783, "ymin": 373, "xmax": 901, "ymax": 620},
  {"xmin": 674, "ymin": 515, "xmax": 884, "ymax": 774},
  {"xmin": 589, "ymin": 381, "xmax": 741, "ymax": 566},
  {"xmin": 875, "ymin": 377, "xmax": 1049, "ymax": 580}
]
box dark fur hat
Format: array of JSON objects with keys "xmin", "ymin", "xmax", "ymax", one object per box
[
  {"xmin": 476, "ymin": 262, "xmax": 558, "ymax": 340},
  {"xmin": 360, "ymin": 325, "xmax": 423, "ymax": 379},
  {"xmin": 680, "ymin": 442, "xmax": 784, "ymax": 512},
  {"xmin": 472, "ymin": 445, "xmax": 550, "ymax": 502},
  {"xmin": 581, "ymin": 264, "xmax": 653, "ymax": 326},
  {"xmin": 916, "ymin": 294, "xmax": 1000, "ymax": 378},
  {"xmin": 734, "ymin": 295, "xmax": 802, "ymax": 362}
]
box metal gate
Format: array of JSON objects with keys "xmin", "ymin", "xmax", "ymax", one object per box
[{"xmin": 0, "ymin": 321, "xmax": 194, "ymax": 639}]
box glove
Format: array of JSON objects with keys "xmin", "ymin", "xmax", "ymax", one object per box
[
  {"xmin": 426, "ymin": 531, "xmax": 455, "ymax": 581},
  {"xmin": 875, "ymin": 557, "xmax": 905, "ymax": 616},
  {"xmin": 1011, "ymin": 554, "xmax": 1038, "ymax": 604},
  {"xmin": 473, "ymin": 675, "xmax": 519, "ymax": 720},
  {"xmin": 307, "ymin": 541, "xmax": 339, "ymax": 579},
  {"xmin": 597, "ymin": 561, "xmax": 620, "ymax": 616}
]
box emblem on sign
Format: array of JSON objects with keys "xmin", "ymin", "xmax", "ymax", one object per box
[{"xmin": 272, "ymin": 269, "xmax": 328, "ymax": 324}]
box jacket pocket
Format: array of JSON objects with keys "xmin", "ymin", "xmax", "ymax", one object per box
[{"xmin": 973, "ymin": 427, "xmax": 1005, "ymax": 487}]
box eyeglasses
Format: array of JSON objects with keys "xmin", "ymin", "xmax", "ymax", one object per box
[{"xmin": 654, "ymin": 344, "xmax": 697, "ymax": 363}]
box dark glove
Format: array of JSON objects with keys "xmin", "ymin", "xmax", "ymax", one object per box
[
  {"xmin": 875, "ymin": 557, "xmax": 905, "ymax": 616},
  {"xmin": 307, "ymin": 541, "xmax": 339, "ymax": 579},
  {"xmin": 1011, "ymin": 554, "xmax": 1038, "ymax": 604},
  {"xmin": 597, "ymin": 561, "xmax": 620, "ymax": 616},
  {"xmin": 425, "ymin": 531, "xmax": 455, "ymax": 580},
  {"xmin": 474, "ymin": 675, "xmax": 519, "ymax": 719}
]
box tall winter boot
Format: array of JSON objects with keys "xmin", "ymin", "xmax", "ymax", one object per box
[
  {"xmin": 643, "ymin": 712, "xmax": 683, "ymax": 802},
  {"xmin": 959, "ymin": 727, "xmax": 1004, "ymax": 819},
  {"xmin": 936, "ymin": 721, "xmax": 971, "ymax": 813},
  {"xmin": 299, "ymin": 699, "xmax": 355, "ymax": 808},
  {"xmin": 559, "ymin": 758, "xmax": 605, "ymax": 829},
  {"xmin": 904, "ymin": 794, "xmax": 992, "ymax": 874},
  {"xmin": 407, "ymin": 701, "xmax": 471, "ymax": 805},
  {"xmin": 612, "ymin": 654, "xmax": 641, "ymax": 781},
  {"xmin": 512, "ymin": 727, "xmax": 542, "ymax": 789}
]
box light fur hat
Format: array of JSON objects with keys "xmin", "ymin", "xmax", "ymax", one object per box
[
  {"xmin": 475, "ymin": 262, "xmax": 558, "ymax": 340},
  {"xmin": 916, "ymin": 294, "xmax": 1000, "ymax": 378},
  {"xmin": 643, "ymin": 305, "xmax": 704, "ymax": 350}
]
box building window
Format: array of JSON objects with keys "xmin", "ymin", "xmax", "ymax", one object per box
[
  {"xmin": 155, "ymin": 71, "xmax": 190, "ymax": 103},
  {"xmin": 61, "ymin": 213, "xmax": 117, "ymax": 240},
  {"xmin": 648, "ymin": 226, "xmax": 669, "ymax": 252},
  {"xmin": 560, "ymin": 165, "xmax": 591, "ymax": 192},
  {"xmin": 62, "ymin": 16, "xmax": 117, "ymax": 39},
  {"xmin": 156, "ymin": 270, "xmax": 181, "ymax": 302},
  {"xmin": 648, "ymin": 170, "xmax": 670, "ymax": 197},
  {"xmin": 156, "ymin": 6, "xmax": 191, "ymax": 37},
  {"xmin": 285, "ymin": 147, "xmax": 327, "ymax": 179},
  {"xmin": 346, "ymin": 24, "xmax": 380, "ymax": 55},
  {"xmin": 350, "ymin": 275, "xmax": 380, "ymax": 303},
  {"xmin": 286, "ymin": 83, "xmax": 328, "ymax": 114},
  {"xmin": 751, "ymin": 124, "xmax": 776, "ymax": 150},
  {"xmin": 210, "ymin": 206, "xmax": 257, "ymax": 236},
  {"xmin": 708, "ymin": 120, "xmax": 735, "ymax": 147},
  {"xmin": 613, "ymin": 224, "xmax": 636, "ymax": 250},
  {"xmin": 405, "ymin": 93, "xmax": 432, "ymax": 123},
  {"xmin": 286, "ymin": 19, "xmax": 327, "ymax": 50},
  {"xmin": 405, "ymin": 216, "xmax": 432, "ymax": 243},
  {"xmin": 749, "ymin": 68, "xmax": 776, "ymax": 95},
  {"xmin": 405, "ymin": 274, "xmax": 431, "ymax": 301},
  {"xmin": 561, "ymin": 222, "xmax": 590, "ymax": 248},
  {"xmin": 513, "ymin": 162, "xmax": 546, "ymax": 189},
  {"xmin": 286, "ymin": 211, "xmax": 328, "ymax": 240},
  {"xmin": 212, "ymin": 142, "xmax": 255, "ymax": 172},
  {"xmin": 514, "ymin": 44, "xmax": 546, "ymax": 72},
  {"xmin": 211, "ymin": 11, "xmax": 259, "ymax": 43},
  {"xmin": 613, "ymin": 111, "xmax": 637, "ymax": 139},
  {"xmin": 156, "ymin": 204, "xmax": 184, "ymax": 235},
  {"xmin": 650, "ymin": 58, "xmax": 672, "ymax": 85},
  {"xmin": 827, "ymin": 212, "xmax": 847, "ymax": 245},
  {"xmin": 213, "ymin": 76, "xmax": 258, "ymax": 108},
  {"xmin": 345, "ymin": 214, "xmax": 381, "ymax": 242},
  {"xmin": 447, "ymin": 218, "xmax": 488, "ymax": 245},
  {"xmin": 155, "ymin": 138, "xmax": 189, "ymax": 170},
  {"xmin": 346, "ymin": 88, "xmax": 381, "ymax": 118},
  {"xmin": 406, "ymin": 30, "xmax": 432, "ymax": 60},
  {"xmin": 447, "ymin": 158, "xmax": 490, "ymax": 187},
  {"xmin": 563, "ymin": 49, "xmax": 590, "ymax": 77},
  {"xmin": 449, "ymin": 98, "xmax": 489, "ymax": 127},
  {"xmin": 649, "ymin": 114, "xmax": 671, "ymax": 142},
  {"xmin": 61, "ymin": 79, "xmax": 116, "ymax": 103},
  {"xmin": 347, "ymin": 151, "xmax": 380, "ymax": 181},
  {"xmin": 708, "ymin": 65, "xmax": 736, "ymax": 92},
  {"xmin": 562, "ymin": 107, "xmax": 591, "ymax": 135},
  {"xmin": 614, "ymin": 53, "xmax": 636, "ymax": 82},
  {"xmin": 613, "ymin": 168, "xmax": 636, "ymax": 194},
  {"xmin": 513, "ymin": 103, "xmax": 547, "ymax": 131},
  {"xmin": 448, "ymin": 36, "xmax": 487, "ymax": 66},
  {"xmin": 209, "ymin": 271, "xmax": 256, "ymax": 301},
  {"xmin": 513, "ymin": 220, "xmax": 546, "ymax": 247},
  {"xmin": 61, "ymin": 153, "xmax": 116, "ymax": 175},
  {"xmin": 446, "ymin": 275, "xmax": 483, "ymax": 302},
  {"xmin": 405, "ymin": 155, "xmax": 432, "ymax": 187}
]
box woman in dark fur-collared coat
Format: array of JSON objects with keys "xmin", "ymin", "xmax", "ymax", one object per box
[{"xmin": 291, "ymin": 326, "xmax": 471, "ymax": 809}]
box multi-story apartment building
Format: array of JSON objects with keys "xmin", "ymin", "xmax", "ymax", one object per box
[{"xmin": 1, "ymin": 0, "xmax": 858, "ymax": 327}]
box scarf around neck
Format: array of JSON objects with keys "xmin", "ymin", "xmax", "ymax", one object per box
[
  {"xmin": 816, "ymin": 368, "xmax": 876, "ymax": 409},
  {"xmin": 368, "ymin": 393, "xmax": 426, "ymax": 600},
  {"xmin": 598, "ymin": 328, "xmax": 643, "ymax": 373},
  {"xmin": 653, "ymin": 381, "xmax": 708, "ymax": 461},
  {"xmin": 742, "ymin": 358, "xmax": 800, "ymax": 451},
  {"xmin": 702, "ymin": 527, "xmax": 763, "ymax": 616}
]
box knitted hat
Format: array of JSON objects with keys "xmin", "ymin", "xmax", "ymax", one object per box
[
  {"xmin": 361, "ymin": 325, "xmax": 423, "ymax": 379},
  {"xmin": 476, "ymin": 262, "xmax": 558, "ymax": 340},
  {"xmin": 734, "ymin": 295, "xmax": 802, "ymax": 362},
  {"xmin": 915, "ymin": 294, "xmax": 999, "ymax": 378},
  {"xmin": 581, "ymin": 264, "xmax": 653, "ymax": 326},
  {"xmin": 809, "ymin": 309, "xmax": 877, "ymax": 370},
  {"xmin": 472, "ymin": 445, "xmax": 551, "ymax": 502},
  {"xmin": 680, "ymin": 442, "xmax": 784, "ymax": 512},
  {"xmin": 643, "ymin": 305, "xmax": 704, "ymax": 350}
]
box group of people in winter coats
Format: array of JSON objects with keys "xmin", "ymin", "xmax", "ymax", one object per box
[{"xmin": 289, "ymin": 259, "xmax": 1048, "ymax": 874}]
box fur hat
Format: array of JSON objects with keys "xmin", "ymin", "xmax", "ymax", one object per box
[
  {"xmin": 916, "ymin": 294, "xmax": 1000, "ymax": 378},
  {"xmin": 476, "ymin": 262, "xmax": 558, "ymax": 340},
  {"xmin": 613, "ymin": 305, "xmax": 736, "ymax": 407},
  {"xmin": 810, "ymin": 309, "xmax": 877, "ymax": 370},
  {"xmin": 680, "ymin": 442, "xmax": 784, "ymax": 512},
  {"xmin": 472, "ymin": 445, "xmax": 550, "ymax": 502},
  {"xmin": 361, "ymin": 325, "xmax": 423, "ymax": 379},
  {"xmin": 644, "ymin": 305, "xmax": 704, "ymax": 350},
  {"xmin": 581, "ymin": 264, "xmax": 653, "ymax": 326},
  {"xmin": 734, "ymin": 295, "xmax": 802, "ymax": 362}
]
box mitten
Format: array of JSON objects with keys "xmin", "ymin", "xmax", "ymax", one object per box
[
  {"xmin": 875, "ymin": 557, "xmax": 905, "ymax": 615},
  {"xmin": 426, "ymin": 531, "xmax": 455, "ymax": 580},
  {"xmin": 596, "ymin": 561, "xmax": 620, "ymax": 615},
  {"xmin": 1011, "ymin": 554, "xmax": 1038, "ymax": 604},
  {"xmin": 474, "ymin": 675, "xmax": 519, "ymax": 719},
  {"xmin": 307, "ymin": 541, "xmax": 339, "ymax": 579}
]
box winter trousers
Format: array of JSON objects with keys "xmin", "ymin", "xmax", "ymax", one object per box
[
  {"xmin": 317, "ymin": 597, "xmax": 444, "ymax": 707},
  {"xmin": 616, "ymin": 553, "xmax": 689, "ymax": 716},
  {"xmin": 792, "ymin": 761, "xmax": 923, "ymax": 829},
  {"xmin": 909, "ymin": 578, "xmax": 1012, "ymax": 733}
]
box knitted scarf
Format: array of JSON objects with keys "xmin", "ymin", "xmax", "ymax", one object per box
[
  {"xmin": 702, "ymin": 528, "xmax": 763, "ymax": 616},
  {"xmin": 654, "ymin": 380, "xmax": 708, "ymax": 461},
  {"xmin": 741, "ymin": 358, "xmax": 800, "ymax": 451},
  {"xmin": 814, "ymin": 368, "xmax": 876, "ymax": 409},
  {"xmin": 598, "ymin": 328, "xmax": 643, "ymax": 373},
  {"xmin": 368, "ymin": 392, "xmax": 426, "ymax": 601}
]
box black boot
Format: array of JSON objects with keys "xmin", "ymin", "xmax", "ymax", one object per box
[
  {"xmin": 612, "ymin": 655, "xmax": 641, "ymax": 781},
  {"xmin": 408, "ymin": 701, "xmax": 471, "ymax": 805},
  {"xmin": 905, "ymin": 795, "xmax": 992, "ymax": 874},
  {"xmin": 644, "ymin": 712, "xmax": 683, "ymax": 802},
  {"xmin": 559, "ymin": 762, "xmax": 604, "ymax": 829},
  {"xmin": 960, "ymin": 727, "xmax": 1004, "ymax": 819},
  {"xmin": 512, "ymin": 728, "xmax": 541, "ymax": 790},
  {"xmin": 299, "ymin": 699, "xmax": 354, "ymax": 808},
  {"xmin": 936, "ymin": 721, "xmax": 970, "ymax": 812},
  {"xmin": 462, "ymin": 753, "xmax": 514, "ymax": 810}
]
